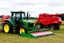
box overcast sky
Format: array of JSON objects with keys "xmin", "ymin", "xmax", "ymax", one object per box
[{"xmin": 0, "ymin": 0, "xmax": 64, "ymax": 17}]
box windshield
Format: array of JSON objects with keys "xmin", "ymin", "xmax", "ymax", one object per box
[
  {"xmin": 13, "ymin": 13, "xmax": 25, "ymax": 20},
  {"xmin": 16, "ymin": 13, "xmax": 20, "ymax": 19},
  {"xmin": 22, "ymin": 13, "xmax": 25, "ymax": 19}
]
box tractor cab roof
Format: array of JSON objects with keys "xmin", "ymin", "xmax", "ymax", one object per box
[{"xmin": 11, "ymin": 11, "xmax": 25, "ymax": 14}]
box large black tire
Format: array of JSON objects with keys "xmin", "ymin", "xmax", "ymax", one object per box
[
  {"xmin": 3, "ymin": 22, "xmax": 13, "ymax": 33},
  {"xmin": 50, "ymin": 24, "xmax": 60, "ymax": 30},
  {"xmin": 50, "ymin": 25, "xmax": 55, "ymax": 30},
  {"xmin": 18, "ymin": 26, "xmax": 28, "ymax": 35},
  {"xmin": 55, "ymin": 24, "xmax": 60, "ymax": 30}
]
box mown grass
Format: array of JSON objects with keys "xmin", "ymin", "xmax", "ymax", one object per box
[{"xmin": 0, "ymin": 20, "xmax": 64, "ymax": 43}]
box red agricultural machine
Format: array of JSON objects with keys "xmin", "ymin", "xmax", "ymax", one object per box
[
  {"xmin": 40, "ymin": 13, "xmax": 62, "ymax": 17},
  {"xmin": 2, "ymin": 15, "xmax": 10, "ymax": 22},
  {"xmin": 35, "ymin": 13, "xmax": 62, "ymax": 30},
  {"xmin": 40, "ymin": 13, "xmax": 64, "ymax": 20}
]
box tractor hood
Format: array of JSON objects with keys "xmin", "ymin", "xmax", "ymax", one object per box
[
  {"xmin": 28, "ymin": 20, "xmax": 34, "ymax": 23},
  {"xmin": 22, "ymin": 20, "xmax": 34, "ymax": 28},
  {"xmin": 22, "ymin": 20, "xmax": 34, "ymax": 23}
]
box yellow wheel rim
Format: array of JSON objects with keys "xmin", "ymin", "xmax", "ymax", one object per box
[
  {"xmin": 19, "ymin": 28, "xmax": 25, "ymax": 34},
  {"xmin": 4, "ymin": 24, "xmax": 9, "ymax": 33}
]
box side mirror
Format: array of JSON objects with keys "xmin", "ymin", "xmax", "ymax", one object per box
[{"xmin": 28, "ymin": 14, "xmax": 30, "ymax": 17}]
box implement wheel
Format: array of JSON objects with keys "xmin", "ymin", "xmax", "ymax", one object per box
[
  {"xmin": 3, "ymin": 22, "xmax": 12, "ymax": 33},
  {"xmin": 50, "ymin": 24, "xmax": 60, "ymax": 30},
  {"xmin": 19, "ymin": 27, "xmax": 28, "ymax": 35},
  {"xmin": 55, "ymin": 24, "xmax": 60, "ymax": 30},
  {"xmin": 50, "ymin": 25, "xmax": 55, "ymax": 30},
  {"xmin": 35, "ymin": 22, "xmax": 42, "ymax": 29}
]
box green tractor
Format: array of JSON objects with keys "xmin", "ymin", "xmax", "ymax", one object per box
[{"xmin": 3, "ymin": 11, "xmax": 53, "ymax": 38}]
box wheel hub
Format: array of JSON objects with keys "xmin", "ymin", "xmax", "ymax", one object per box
[
  {"xmin": 19, "ymin": 28, "xmax": 25, "ymax": 34},
  {"xmin": 4, "ymin": 24, "xmax": 9, "ymax": 33}
]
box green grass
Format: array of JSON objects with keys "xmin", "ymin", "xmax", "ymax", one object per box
[
  {"xmin": 0, "ymin": 21, "xmax": 64, "ymax": 43},
  {"xmin": 0, "ymin": 25, "xmax": 64, "ymax": 43}
]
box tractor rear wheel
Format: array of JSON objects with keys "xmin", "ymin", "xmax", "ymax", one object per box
[
  {"xmin": 19, "ymin": 27, "xmax": 28, "ymax": 35},
  {"xmin": 3, "ymin": 22, "xmax": 12, "ymax": 33}
]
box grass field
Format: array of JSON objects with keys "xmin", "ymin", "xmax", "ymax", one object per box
[{"xmin": 0, "ymin": 20, "xmax": 64, "ymax": 43}]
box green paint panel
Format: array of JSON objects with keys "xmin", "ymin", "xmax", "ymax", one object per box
[
  {"xmin": 8, "ymin": 19, "xmax": 14, "ymax": 26},
  {"xmin": 20, "ymin": 32, "xmax": 36, "ymax": 38}
]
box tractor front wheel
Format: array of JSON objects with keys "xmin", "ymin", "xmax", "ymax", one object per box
[{"xmin": 19, "ymin": 27, "xmax": 28, "ymax": 35}]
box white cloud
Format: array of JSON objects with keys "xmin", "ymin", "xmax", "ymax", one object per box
[
  {"xmin": 48, "ymin": 0, "xmax": 64, "ymax": 6},
  {"xmin": 0, "ymin": 0, "xmax": 64, "ymax": 17}
]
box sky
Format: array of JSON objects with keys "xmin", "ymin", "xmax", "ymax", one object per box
[{"xmin": 0, "ymin": 0, "xmax": 64, "ymax": 17}]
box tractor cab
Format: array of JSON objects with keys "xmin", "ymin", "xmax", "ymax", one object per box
[{"xmin": 11, "ymin": 11, "xmax": 29, "ymax": 24}]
